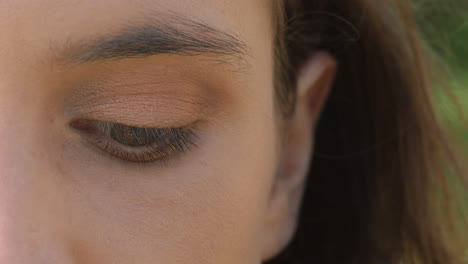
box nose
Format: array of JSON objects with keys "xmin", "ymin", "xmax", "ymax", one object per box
[{"xmin": 0, "ymin": 92, "xmax": 74, "ymax": 263}]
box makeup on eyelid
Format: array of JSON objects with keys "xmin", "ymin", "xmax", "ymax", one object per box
[
  {"xmin": 63, "ymin": 58, "xmax": 235, "ymax": 128},
  {"xmin": 68, "ymin": 88, "xmax": 209, "ymax": 127}
]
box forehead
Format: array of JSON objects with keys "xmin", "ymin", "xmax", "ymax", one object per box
[
  {"xmin": 0, "ymin": 0, "xmax": 271, "ymax": 28},
  {"xmin": 0, "ymin": 0, "xmax": 273, "ymax": 67}
]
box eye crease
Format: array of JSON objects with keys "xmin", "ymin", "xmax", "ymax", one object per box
[{"xmin": 70, "ymin": 119, "xmax": 199, "ymax": 163}]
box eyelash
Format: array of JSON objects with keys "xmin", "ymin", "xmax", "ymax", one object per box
[{"xmin": 70, "ymin": 119, "xmax": 199, "ymax": 164}]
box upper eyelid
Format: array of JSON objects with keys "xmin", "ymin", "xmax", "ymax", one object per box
[
  {"xmin": 66, "ymin": 87, "xmax": 212, "ymax": 128},
  {"xmin": 68, "ymin": 105, "xmax": 203, "ymax": 130},
  {"xmin": 61, "ymin": 54, "xmax": 237, "ymax": 129}
]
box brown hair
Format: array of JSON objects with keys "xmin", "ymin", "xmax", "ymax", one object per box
[{"xmin": 268, "ymin": 1, "xmax": 467, "ymax": 264}]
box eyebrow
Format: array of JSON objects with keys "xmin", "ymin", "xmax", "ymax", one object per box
[{"xmin": 53, "ymin": 15, "xmax": 249, "ymax": 65}]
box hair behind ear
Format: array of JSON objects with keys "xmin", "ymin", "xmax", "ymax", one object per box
[{"xmin": 267, "ymin": 1, "xmax": 467, "ymax": 264}]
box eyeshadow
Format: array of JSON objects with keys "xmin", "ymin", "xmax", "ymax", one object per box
[{"xmin": 62, "ymin": 55, "xmax": 243, "ymax": 128}]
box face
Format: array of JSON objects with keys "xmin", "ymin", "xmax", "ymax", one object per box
[{"xmin": 0, "ymin": 0, "xmax": 335, "ymax": 263}]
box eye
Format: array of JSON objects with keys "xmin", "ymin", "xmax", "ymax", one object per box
[{"xmin": 70, "ymin": 119, "xmax": 199, "ymax": 163}]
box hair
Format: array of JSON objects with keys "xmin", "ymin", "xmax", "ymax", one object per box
[{"xmin": 268, "ymin": 1, "xmax": 467, "ymax": 264}]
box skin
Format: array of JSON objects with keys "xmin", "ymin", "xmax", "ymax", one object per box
[{"xmin": 0, "ymin": 0, "xmax": 336, "ymax": 263}]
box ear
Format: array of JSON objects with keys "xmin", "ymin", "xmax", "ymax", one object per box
[{"xmin": 261, "ymin": 52, "xmax": 337, "ymax": 261}]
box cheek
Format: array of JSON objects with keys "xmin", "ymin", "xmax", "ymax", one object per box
[{"xmin": 59, "ymin": 82, "xmax": 278, "ymax": 264}]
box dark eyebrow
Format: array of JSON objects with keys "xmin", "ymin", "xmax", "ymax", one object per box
[{"xmin": 53, "ymin": 16, "xmax": 249, "ymax": 65}]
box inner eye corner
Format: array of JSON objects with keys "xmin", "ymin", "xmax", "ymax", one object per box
[
  {"xmin": 69, "ymin": 119, "xmax": 88, "ymax": 129},
  {"xmin": 69, "ymin": 118, "xmax": 96, "ymax": 131}
]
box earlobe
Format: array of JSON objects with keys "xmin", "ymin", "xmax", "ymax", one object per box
[{"xmin": 261, "ymin": 52, "xmax": 337, "ymax": 261}]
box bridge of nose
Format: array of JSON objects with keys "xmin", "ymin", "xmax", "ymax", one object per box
[
  {"xmin": 0, "ymin": 143, "xmax": 77, "ymax": 263},
  {"xmin": 0, "ymin": 167, "xmax": 76, "ymax": 263},
  {"xmin": 0, "ymin": 90, "xmax": 75, "ymax": 263}
]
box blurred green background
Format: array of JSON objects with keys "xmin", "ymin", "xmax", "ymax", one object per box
[
  {"xmin": 416, "ymin": 1, "xmax": 467, "ymax": 239},
  {"xmin": 415, "ymin": 0, "xmax": 468, "ymax": 143}
]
